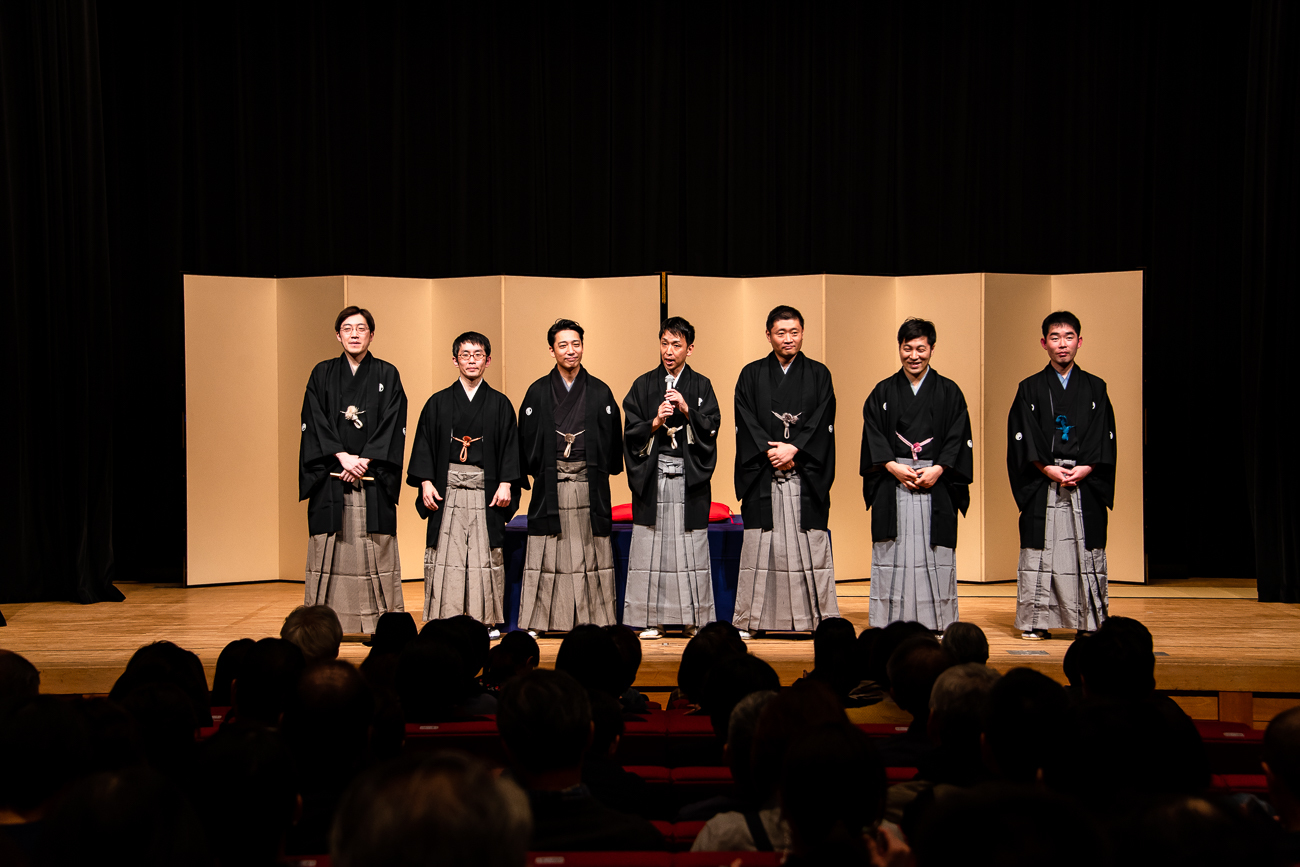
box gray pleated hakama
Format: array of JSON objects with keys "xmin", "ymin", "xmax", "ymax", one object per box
[
  {"xmin": 305, "ymin": 481, "xmax": 404, "ymax": 633},
  {"xmin": 624, "ymin": 455, "xmax": 716, "ymax": 629},
  {"xmin": 868, "ymin": 458, "xmax": 958, "ymax": 630},
  {"xmin": 423, "ymin": 464, "xmax": 505, "ymax": 624},
  {"xmin": 519, "ymin": 460, "xmax": 617, "ymax": 631},
  {"xmin": 1015, "ymin": 464, "xmax": 1108, "ymax": 631},
  {"xmin": 733, "ymin": 470, "xmax": 839, "ymax": 632}
]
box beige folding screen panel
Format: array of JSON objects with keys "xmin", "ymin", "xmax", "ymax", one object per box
[{"xmin": 185, "ymin": 271, "xmax": 1141, "ymax": 588}]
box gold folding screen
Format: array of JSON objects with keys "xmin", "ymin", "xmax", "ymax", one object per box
[{"xmin": 184, "ymin": 271, "xmax": 1142, "ymax": 588}]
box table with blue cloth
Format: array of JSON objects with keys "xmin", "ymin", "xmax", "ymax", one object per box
[{"xmin": 501, "ymin": 516, "xmax": 747, "ymax": 632}]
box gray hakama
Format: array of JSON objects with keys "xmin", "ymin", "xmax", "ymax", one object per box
[
  {"xmin": 624, "ymin": 455, "xmax": 716, "ymax": 629},
  {"xmin": 519, "ymin": 460, "xmax": 617, "ymax": 631},
  {"xmin": 305, "ymin": 480, "xmax": 404, "ymax": 633},
  {"xmin": 422, "ymin": 464, "xmax": 505, "ymax": 624},
  {"xmin": 733, "ymin": 469, "xmax": 839, "ymax": 632},
  {"xmin": 868, "ymin": 458, "xmax": 958, "ymax": 630},
  {"xmin": 1015, "ymin": 460, "xmax": 1108, "ymax": 631}
]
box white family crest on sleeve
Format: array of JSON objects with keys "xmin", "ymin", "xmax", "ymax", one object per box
[
  {"xmin": 882, "ymin": 402, "xmax": 888, "ymax": 411},
  {"xmin": 1031, "ymin": 403, "xmax": 1035, "ymax": 411},
  {"xmin": 1015, "ymin": 432, "xmax": 1023, "ymax": 441},
  {"xmin": 606, "ymin": 406, "xmax": 611, "ymax": 414},
  {"xmin": 301, "ymin": 423, "xmax": 307, "ymax": 432},
  {"xmin": 1110, "ymin": 431, "xmax": 1114, "ymax": 439},
  {"xmin": 828, "ymin": 424, "xmax": 833, "ymax": 433},
  {"xmin": 526, "ymin": 407, "xmax": 533, "ymax": 416},
  {"xmin": 698, "ymin": 397, "xmax": 703, "ymax": 406},
  {"xmin": 967, "ymin": 439, "xmax": 974, "ymax": 448},
  {"xmin": 1092, "ymin": 401, "xmax": 1096, "ymax": 409},
  {"xmin": 402, "ymin": 427, "xmax": 406, "ymax": 436},
  {"xmin": 379, "ymin": 383, "xmax": 384, "ymax": 392}
]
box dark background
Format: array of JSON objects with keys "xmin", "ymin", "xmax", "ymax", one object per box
[{"xmin": 4, "ymin": 1, "xmax": 1297, "ymax": 605}]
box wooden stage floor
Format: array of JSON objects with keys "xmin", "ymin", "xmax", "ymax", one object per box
[{"xmin": 2, "ymin": 579, "xmax": 1297, "ymax": 725}]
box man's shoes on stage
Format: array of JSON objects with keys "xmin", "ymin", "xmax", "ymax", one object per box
[
  {"xmin": 488, "ymin": 628, "xmax": 501, "ymax": 640},
  {"xmin": 639, "ymin": 628, "xmax": 662, "ymax": 640},
  {"xmin": 1021, "ymin": 629, "xmax": 1051, "ymax": 640},
  {"xmin": 739, "ymin": 630, "xmax": 752, "ymax": 641},
  {"xmin": 683, "ymin": 624, "xmax": 698, "ymax": 638},
  {"xmin": 526, "ymin": 629, "xmax": 539, "ymax": 639}
]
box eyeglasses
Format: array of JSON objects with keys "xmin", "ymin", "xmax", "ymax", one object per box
[
  {"xmin": 457, "ymin": 351, "xmax": 487, "ymax": 361},
  {"xmin": 339, "ymin": 325, "xmax": 370, "ymax": 335}
]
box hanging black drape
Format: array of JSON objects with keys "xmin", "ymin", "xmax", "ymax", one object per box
[
  {"xmin": 1, "ymin": 0, "xmax": 121, "ymax": 604},
  {"xmin": 4, "ymin": 1, "xmax": 1299, "ymax": 602}
]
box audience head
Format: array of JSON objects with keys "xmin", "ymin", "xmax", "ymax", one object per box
[
  {"xmin": 1049, "ymin": 699, "xmax": 1205, "ymax": 798},
  {"xmin": 929, "ymin": 662, "xmax": 1000, "ymax": 747},
  {"xmin": 781, "ymin": 724, "xmax": 886, "ymax": 864},
  {"xmin": 121, "ymin": 682, "xmax": 203, "ymax": 777},
  {"xmin": 886, "ymin": 636, "xmax": 955, "ymax": 720},
  {"xmin": 984, "ymin": 667, "xmax": 1070, "ymax": 783},
  {"xmin": 941, "ymin": 621, "xmax": 990, "ymax": 665},
  {"xmin": 677, "ymin": 623, "xmax": 747, "ymax": 704},
  {"xmin": 751, "ymin": 680, "xmax": 847, "ymax": 804},
  {"xmin": 37, "ymin": 768, "xmax": 212, "ymax": 867},
  {"xmin": 484, "ymin": 631, "xmax": 540, "ymax": 689},
  {"xmin": 191, "ymin": 725, "xmax": 297, "ymax": 867},
  {"xmin": 232, "ymin": 637, "xmax": 305, "ymax": 726},
  {"xmin": 369, "ymin": 611, "xmax": 419, "ymax": 655},
  {"xmin": 283, "ymin": 659, "xmax": 375, "ymax": 772},
  {"xmin": 1264, "ymin": 705, "xmax": 1300, "ymax": 824},
  {"xmin": 812, "ymin": 616, "xmax": 860, "ymax": 699},
  {"xmin": 604, "ymin": 624, "xmax": 643, "ymax": 696},
  {"xmin": 281, "ymin": 604, "xmax": 344, "ymax": 666},
  {"xmin": 497, "ymin": 669, "xmax": 592, "ymax": 781},
  {"xmin": 211, "ymin": 637, "xmax": 255, "ymax": 706},
  {"xmin": 395, "ymin": 639, "xmax": 464, "ymax": 723},
  {"xmin": 0, "ymin": 649, "xmax": 40, "ymax": 721},
  {"xmin": 420, "ymin": 616, "xmax": 491, "ymax": 684},
  {"xmin": 703, "ymin": 653, "xmax": 781, "ymax": 745},
  {"xmin": 331, "ymin": 752, "xmax": 530, "ymax": 867},
  {"xmin": 0, "ymin": 695, "xmax": 91, "ymax": 819},
  {"xmin": 1063, "ymin": 632, "xmax": 1091, "ymax": 690},
  {"xmin": 1109, "ymin": 795, "xmax": 1273, "ymax": 867},
  {"xmin": 555, "ymin": 624, "xmax": 624, "ymax": 698},
  {"xmin": 867, "ymin": 620, "xmax": 932, "ymax": 690},
  {"xmin": 726, "ymin": 690, "xmax": 778, "ymax": 794},
  {"xmin": 109, "ymin": 640, "xmax": 211, "ymax": 728},
  {"xmin": 588, "ymin": 689, "xmax": 626, "ymax": 760},
  {"xmin": 1080, "ymin": 617, "xmax": 1156, "ymax": 701}
]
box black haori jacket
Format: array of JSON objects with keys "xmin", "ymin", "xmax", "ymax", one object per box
[
  {"xmin": 622, "ymin": 364, "xmax": 722, "ymax": 530},
  {"xmin": 405, "ymin": 381, "xmax": 521, "ymax": 549},
  {"xmin": 299, "ymin": 353, "xmax": 408, "ymax": 536},
  {"xmin": 860, "ymin": 368, "xmax": 974, "ymax": 549},
  {"xmin": 1007, "ymin": 364, "xmax": 1117, "ymax": 549},
  {"xmin": 518, "ymin": 367, "xmax": 624, "ymax": 537},
  {"xmin": 734, "ymin": 352, "xmax": 837, "ymax": 532}
]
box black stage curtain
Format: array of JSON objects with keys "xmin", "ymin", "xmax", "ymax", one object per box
[
  {"xmin": 5, "ymin": 2, "xmax": 1298, "ymax": 602},
  {"xmin": 1, "ymin": 0, "xmax": 121, "ymax": 604}
]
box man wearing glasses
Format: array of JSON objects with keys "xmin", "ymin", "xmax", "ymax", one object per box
[
  {"xmin": 299, "ymin": 306, "xmax": 409, "ymax": 633},
  {"xmin": 407, "ymin": 331, "xmax": 521, "ymax": 637}
]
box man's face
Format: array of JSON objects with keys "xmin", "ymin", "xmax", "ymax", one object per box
[
  {"xmin": 1041, "ymin": 323, "xmax": 1082, "ymax": 369},
  {"xmin": 454, "ymin": 342, "xmax": 491, "ymax": 382},
  {"xmin": 899, "ymin": 336, "xmax": 932, "ymax": 378},
  {"xmin": 336, "ymin": 314, "xmax": 374, "ymax": 358},
  {"xmin": 766, "ymin": 319, "xmax": 804, "ymax": 360},
  {"xmin": 660, "ymin": 331, "xmax": 693, "ymax": 373},
  {"xmin": 549, "ymin": 330, "xmax": 584, "ymax": 373}
]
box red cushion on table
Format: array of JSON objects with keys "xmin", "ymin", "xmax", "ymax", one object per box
[{"xmin": 612, "ymin": 503, "xmax": 733, "ymax": 523}]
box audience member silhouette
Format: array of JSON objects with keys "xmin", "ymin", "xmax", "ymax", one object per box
[
  {"xmin": 876, "ymin": 636, "xmax": 955, "ymax": 768},
  {"xmin": 395, "ymin": 639, "xmax": 465, "ymax": 723},
  {"xmin": 190, "ymin": 724, "xmax": 297, "ymax": 867},
  {"xmin": 604, "ymin": 624, "xmax": 650, "ymax": 712},
  {"xmin": 0, "ymin": 696, "xmax": 92, "ymax": 859},
  {"xmin": 484, "ymin": 630, "xmax": 541, "ymax": 690},
  {"xmin": 109, "ymin": 640, "xmax": 211, "ymax": 728},
  {"xmin": 211, "ymin": 637, "xmax": 255, "ymax": 707},
  {"xmin": 941, "ymin": 621, "xmax": 990, "ymax": 666},
  {"xmin": 497, "ymin": 669, "xmax": 666, "ymax": 851},
  {"xmin": 228, "ymin": 637, "xmax": 305, "ymax": 727},
  {"xmin": 780, "ymin": 723, "xmax": 888, "ymax": 867},
  {"xmin": 556, "ymin": 623, "xmax": 625, "ymax": 699},
  {"xmin": 1265, "ymin": 706, "xmax": 1300, "ymax": 862},
  {"xmin": 806, "ymin": 616, "xmax": 860, "ymax": 704},
  {"xmin": 281, "ymin": 604, "xmax": 344, "ymax": 666},
  {"xmin": 330, "ymin": 752, "xmax": 531, "ymax": 867},
  {"xmin": 675, "ymin": 623, "xmax": 747, "ymax": 707},
  {"xmin": 983, "ymin": 667, "xmax": 1070, "ymax": 783},
  {"xmin": 0, "ymin": 649, "xmax": 39, "ymax": 721}
]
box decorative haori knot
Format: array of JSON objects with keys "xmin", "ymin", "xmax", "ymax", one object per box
[
  {"xmin": 452, "ymin": 433, "xmax": 484, "ymax": 463},
  {"xmin": 1055, "ymin": 414, "xmax": 1074, "ymax": 442},
  {"xmin": 771, "ymin": 411, "xmax": 801, "ymax": 439},
  {"xmin": 556, "ymin": 429, "xmax": 585, "ymax": 459},
  {"xmin": 665, "ymin": 424, "xmax": 684, "ymax": 449},
  {"xmin": 896, "ymin": 432, "xmax": 933, "ymax": 460},
  {"xmin": 341, "ymin": 405, "xmax": 365, "ymax": 429}
]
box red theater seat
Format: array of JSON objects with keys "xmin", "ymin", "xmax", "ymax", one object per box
[
  {"xmin": 619, "ymin": 710, "xmax": 670, "ymax": 765},
  {"xmin": 857, "ymin": 723, "xmax": 912, "ymax": 738},
  {"xmin": 666, "ymin": 712, "xmax": 721, "ymax": 766},
  {"xmin": 403, "ymin": 719, "xmax": 507, "ymax": 764},
  {"xmin": 1195, "ymin": 720, "xmax": 1265, "ymax": 775},
  {"xmin": 527, "ymin": 854, "xmax": 673, "ymax": 867},
  {"xmin": 627, "ymin": 766, "xmax": 672, "ymax": 787},
  {"xmin": 670, "ymin": 821, "xmax": 708, "ymax": 849},
  {"xmin": 1211, "ymin": 773, "xmax": 1269, "ymax": 795},
  {"xmin": 886, "ymin": 767, "xmax": 918, "ymax": 783},
  {"xmin": 673, "ymin": 854, "xmax": 783, "ymax": 866}
]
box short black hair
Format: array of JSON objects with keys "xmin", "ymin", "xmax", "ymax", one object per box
[
  {"xmin": 1042, "ymin": 310, "xmax": 1082, "ymax": 338},
  {"xmin": 660, "ymin": 316, "xmax": 695, "ymax": 346},
  {"xmin": 335, "ymin": 306, "xmax": 376, "ymax": 333},
  {"xmin": 497, "ymin": 669, "xmax": 592, "ymax": 775},
  {"xmin": 766, "ymin": 305, "xmax": 804, "ymax": 331},
  {"xmin": 941, "ymin": 621, "xmax": 989, "ymax": 665},
  {"xmin": 898, "ymin": 317, "xmax": 937, "ymax": 347},
  {"xmin": 547, "ymin": 318, "xmax": 584, "ymax": 347},
  {"xmin": 452, "ymin": 331, "xmax": 491, "ymax": 358}
]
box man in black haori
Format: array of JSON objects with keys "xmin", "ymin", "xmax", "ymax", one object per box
[
  {"xmin": 732, "ymin": 305, "xmax": 839, "ymax": 639},
  {"xmin": 1008, "ymin": 311, "xmax": 1116, "ymax": 640},
  {"xmin": 407, "ymin": 331, "xmax": 520, "ymax": 637},
  {"xmin": 517, "ymin": 319, "xmax": 624, "ymax": 634},
  {"xmin": 299, "ymin": 306, "xmax": 408, "ymax": 633},
  {"xmin": 622, "ymin": 317, "xmax": 721, "ymax": 639}
]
